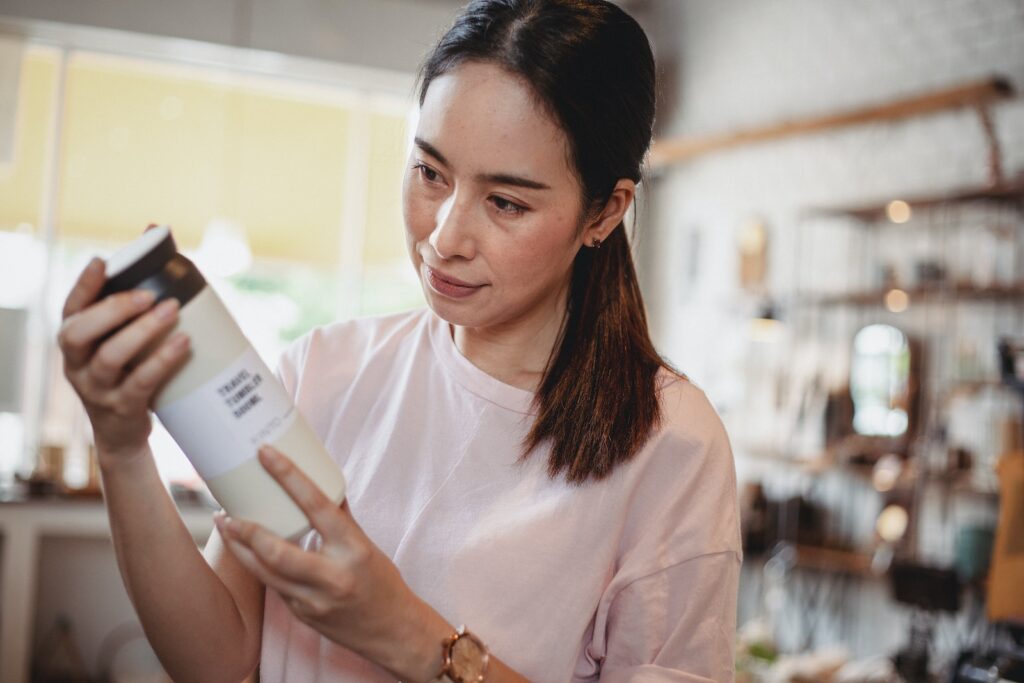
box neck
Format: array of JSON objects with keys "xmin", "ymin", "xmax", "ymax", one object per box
[{"xmin": 451, "ymin": 284, "xmax": 569, "ymax": 393}]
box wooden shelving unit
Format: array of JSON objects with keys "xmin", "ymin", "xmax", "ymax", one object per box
[
  {"xmin": 785, "ymin": 281, "xmax": 1024, "ymax": 309},
  {"xmin": 802, "ymin": 177, "xmax": 1024, "ymax": 222}
]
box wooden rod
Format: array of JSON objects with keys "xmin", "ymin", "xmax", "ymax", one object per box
[{"xmin": 649, "ymin": 76, "xmax": 1014, "ymax": 167}]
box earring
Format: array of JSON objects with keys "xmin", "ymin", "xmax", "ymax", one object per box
[{"xmin": 590, "ymin": 237, "xmax": 602, "ymax": 249}]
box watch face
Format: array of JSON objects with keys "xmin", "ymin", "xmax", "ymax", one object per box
[{"xmin": 451, "ymin": 633, "xmax": 487, "ymax": 681}]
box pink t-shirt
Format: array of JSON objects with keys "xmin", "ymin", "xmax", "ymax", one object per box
[{"xmin": 259, "ymin": 307, "xmax": 741, "ymax": 682}]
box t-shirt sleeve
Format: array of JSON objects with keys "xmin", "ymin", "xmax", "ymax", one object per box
[
  {"xmin": 599, "ymin": 551, "xmax": 740, "ymax": 683},
  {"xmin": 585, "ymin": 380, "xmax": 741, "ymax": 682}
]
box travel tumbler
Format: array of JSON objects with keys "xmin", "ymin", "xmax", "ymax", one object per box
[{"xmin": 99, "ymin": 225, "xmax": 346, "ymax": 540}]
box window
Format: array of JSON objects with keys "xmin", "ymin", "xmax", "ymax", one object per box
[{"xmin": 0, "ymin": 34, "xmax": 423, "ymax": 491}]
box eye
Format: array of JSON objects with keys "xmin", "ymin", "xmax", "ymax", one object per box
[
  {"xmin": 413, "ymin": 163, "xmax": 443, "ymax": 185},
  {"xmin": 490, "ymin": 195, "xmax": 528, "ymax": 217}
]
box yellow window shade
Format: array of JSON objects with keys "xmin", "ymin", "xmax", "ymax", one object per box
[
  {"xmin": 363, "ymin": 112, "xmax": 409, "ymax": 267},
  {"xmin": 0, "ymin": 47, "xmax": 59, "ymax": 233},
  {"xmin": 57, "ymin": 53, "xmax": 351, "ymax": 266}
]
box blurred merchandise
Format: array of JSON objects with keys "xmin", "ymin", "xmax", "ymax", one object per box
[
  {"xmin": 953, "ymin": 525, "xmax": 995, "ymax": 585},
  {"xmin": 912, "ymin": 259, "xmax": 947, "ymax": 287},
  {"xmin": 950, "ymin": 643, "xmax": 1024, "ymax": 682},
  {"xmin": 31, "ymin": 615, "xmax": 89, "ymax": 683}
]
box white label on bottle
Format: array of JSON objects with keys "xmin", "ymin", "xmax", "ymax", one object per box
[{"xmin": 156, "ymin": 347, "xmax": 296, "ymax": 480}]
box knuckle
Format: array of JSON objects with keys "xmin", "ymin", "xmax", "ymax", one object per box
[
  {"xmin": 307, "ymin": 496, "xmax": 329, "ymax": 518},
  {"xmin": 259, "ymin": 537, "xmax": 283, "ymax": 566},
  {"xmin": 331, "ymin": 569, "xmax": 357, "ymax": 599},
  {"xmin": 348, "ymin": 539, "xmax": 372, "ymax": 566},
  {"xmin": 305, "ymin": 598, "xmax": 331, "ymax": 618},
  {"xmin": 91, "ymin": 346, "xmax": 121, "ymax": 376},
  {"xmin": 56, "ymin": 322, "xmax": 77, "ymax": 352},
  {"xmin": 129, "ymin": 373, "xmax": 157, "ymax": 397},
  {"xmin": 116, "ymin": 292, "xmax": 139, "ymax": 312},
  {"xmin": 333, "ymin": 543, "xmax": 371, "ymax": 579}
]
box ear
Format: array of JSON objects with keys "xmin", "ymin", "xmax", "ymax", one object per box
[{"xmin": 581, "ymin": 179, "xmax": 636, "ymax": 247}]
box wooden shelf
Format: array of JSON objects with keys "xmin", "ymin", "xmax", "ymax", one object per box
[
  {"xmin": 785, "ymin": 281, "xmax": 1024, "ymax": 308},
  {"xmin": 794, "ymin": 544, "xmax": 876, "ymax": 577},
  {"xmin": 803, "ymin": 177, "xmax": 1024, "ymax": 222},
  {"xmin": 649, "ymin": 76, "xmax": 1014, "ymax": 166},
  {"xmin": 737, "ymin": 450, "xmax": 1000, "ymax": 499}
]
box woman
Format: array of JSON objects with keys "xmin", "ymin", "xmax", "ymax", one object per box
[{"xmin": 57, "ymin": 0, "xmax": 741, "ymax": 681}]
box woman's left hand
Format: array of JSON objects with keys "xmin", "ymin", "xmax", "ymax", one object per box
[{"xmin": 214, "ymin": 445, "xmax": 450, "ymax": 680}]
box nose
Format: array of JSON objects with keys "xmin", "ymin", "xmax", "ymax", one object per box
[{"xmin": 428, "ymin": 191, "xmax": 476, "ymax": 261}]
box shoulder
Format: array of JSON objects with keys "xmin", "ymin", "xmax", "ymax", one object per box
[
  {"xmin": 277, "ymin": 307, "xmax": 431, "ymax": 381},
  {"xmin": 612, "ymin": 371, "xmax": 741, "ymax": 570},
  {"xmin": 272, "ymin": 307, "xmax": 435, "ymax": 443},
  {"xmin": 649, "ymin": 371, "xmax": 732, "ymax": 473},
  {"xmin": 273, "ymin": 308, "xmax": 433, "ymax": 403}
]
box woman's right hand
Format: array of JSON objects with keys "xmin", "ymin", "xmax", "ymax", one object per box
[{"xmin": 58, "ymin": 257, "xmax": 191, "ymax": 462}]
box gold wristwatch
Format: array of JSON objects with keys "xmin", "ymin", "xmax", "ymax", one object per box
[{"xmin": 436, "ymin": 624, "xmax": 490, "ymax": 683}]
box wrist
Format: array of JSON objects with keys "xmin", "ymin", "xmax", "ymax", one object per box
[
  {"xmin": 96, "ymin": 442, "xmax": 152, "ymax": 473},
  {"xmin": 380, "ymin": 602, "xmax": 453, "ymax": 683}
]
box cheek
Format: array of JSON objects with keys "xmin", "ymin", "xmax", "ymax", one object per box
[{"xmin": 496, "ymin": 217, "xmax": 578, "ymax": 287}]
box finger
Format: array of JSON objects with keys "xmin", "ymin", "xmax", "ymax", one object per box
[
  {"xmin": 118, "ymin": 331, "xmax": 191, "ymax": 407},
  {"xmin": 61, "ymin": 258, "xmax": 106, "ymax": 320},
  {"xmin": 258, "ymin": 445, "xmax": 350, "ymax": 541},
  {"xmin": 88, "ymin": 298, "xmax": 180, "ymax": 387},
  {"xmin": 220, "ymin": 530, "xmax": 316, "ymax": 603},
  {"xmin": 145, "ymin": 223, "xmax": 160, "ymax": 232},
  {"xmin": 217, "ymin": 516, "xmax": 325, "ymax": 591},
  {"xmin": 58, "ymin": 290, "xmax": 157, "ymax": 369}
]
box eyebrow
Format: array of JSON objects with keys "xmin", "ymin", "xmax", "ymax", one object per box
[{"xmin": 414, "ymin": 137, "xmax": 552, "ymax": 191}]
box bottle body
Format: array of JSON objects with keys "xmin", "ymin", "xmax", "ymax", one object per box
[{"xmin": 153, "ymin": 285, "xmax": 345, "ymax": 540}]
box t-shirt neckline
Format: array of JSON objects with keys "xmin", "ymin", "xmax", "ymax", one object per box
[{"xmin": 426, "ymin": 309, "xmax": 537, "ymax": 415}]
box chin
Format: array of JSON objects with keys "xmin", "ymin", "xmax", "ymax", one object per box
[
  {"xmin": 421, "ymin": 284, "xmax": 503, "ymax": 331},
  {"xmin": 423, "ymin": 291, "xmax": 479, "ymax": 327}
]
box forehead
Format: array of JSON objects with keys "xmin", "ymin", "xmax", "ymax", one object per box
[{"xmin": 416, "ymin": 61, "xmax": 575, "ymax": 183}]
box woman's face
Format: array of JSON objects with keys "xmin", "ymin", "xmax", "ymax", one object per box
[{"xmin": 402, "ymin": 61, "xmax": 588, "ymax": 332}]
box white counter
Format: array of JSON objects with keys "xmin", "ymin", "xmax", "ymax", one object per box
[{"xmin": 0, "ymin": 496, "xmax": 215, "ymax": 683}]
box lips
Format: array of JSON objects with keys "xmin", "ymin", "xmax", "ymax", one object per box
[{"xmin": 425, "ymin": 265, "xmax": 481, "ymax": 288}]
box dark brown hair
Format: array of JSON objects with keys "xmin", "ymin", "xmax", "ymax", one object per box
[{"xmin": 417, "ymin": 0, "xmax": 681, "ymax": 484}]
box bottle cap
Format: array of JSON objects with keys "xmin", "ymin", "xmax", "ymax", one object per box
[{"xmin": 99, "ymin": 225, "xmax": 206, "ymax": 305}]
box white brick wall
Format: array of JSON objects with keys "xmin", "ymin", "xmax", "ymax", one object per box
[{"xmin": 641, "ymin": 0, "xmax": 1023, "ymax": 404}]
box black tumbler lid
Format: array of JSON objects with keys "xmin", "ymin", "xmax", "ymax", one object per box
[
  {"xmin": 101, "ymin": 225, "xmax": 178, "ymax": 296},
  {"xmin": 99, "ymin": 225, "xmax": 206, "ymax": 306}
]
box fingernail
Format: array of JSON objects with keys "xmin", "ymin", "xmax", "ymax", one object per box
[
  {"xmin": 169, "ymin": 332, "xmax": 190, "ymax": 350},
  {"xmin": 154, "ymin": 298, "xmax": 179, "ymax": 320},
  {"xmin": 133, "ymin": 290, "xmax": 155, "ymax": 306},
  {"xmin": 259, "ymin": 446, "xmax": 283, "ymax": 470}
]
